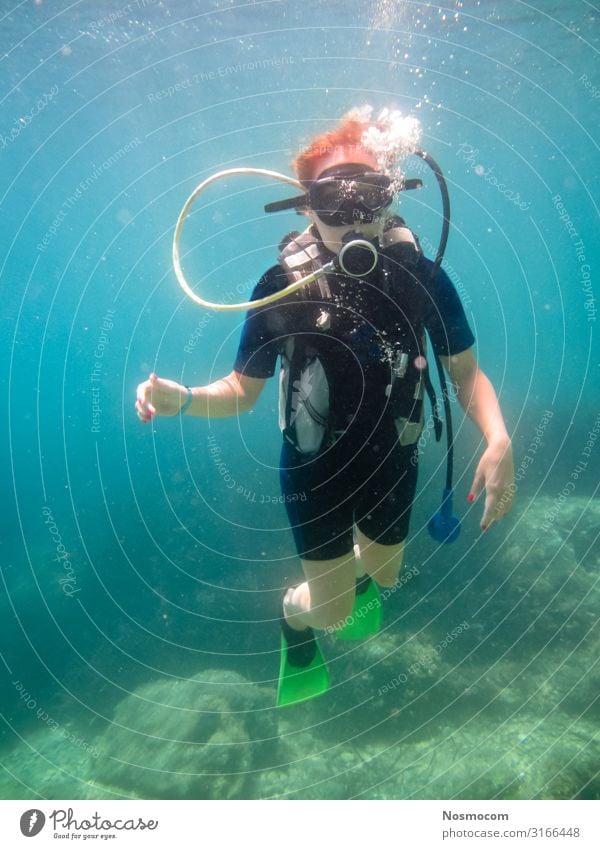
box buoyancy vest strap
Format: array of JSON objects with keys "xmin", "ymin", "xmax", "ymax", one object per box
[
  {"xmin": 283, "ymin": 336, "xmax": 329, "ymax": 443},
  {"xmin": 283, "ymin": 338, "xmax": 302, "ymax": 443},
  {"xmin": 277, "ymin": 223, "xmax": 444, "ymax": 451},
  {"xmin": 278, "ymin": 228, "xmax": 332, "ymax": 283}
]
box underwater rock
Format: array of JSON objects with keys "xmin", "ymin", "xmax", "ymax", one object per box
[{"xmin": 93, "ymin": 669, "xmax": 276, "ymax": 799}]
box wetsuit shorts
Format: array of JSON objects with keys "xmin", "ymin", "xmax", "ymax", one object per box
[{"xmin": 280, "ymin": 423, "xmax": 419, "ymax": 561}]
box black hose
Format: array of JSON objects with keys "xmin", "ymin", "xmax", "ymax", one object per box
[
  {"xmin": 414, "ymin": 149, "xmax": 454, "ymax": 492},
  {"xmin": 415, "ymin": 150, "xmax": 451, "ymax": 275}
]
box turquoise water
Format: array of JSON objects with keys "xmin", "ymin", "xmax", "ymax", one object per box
[{"xmin": 1, "ymin": 0, "xmax": 598, "ymax": 800}]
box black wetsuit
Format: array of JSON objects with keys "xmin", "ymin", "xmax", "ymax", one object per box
[{"xmin": 234, "ymin": 250, "xmax": 474, "ymax": 560}]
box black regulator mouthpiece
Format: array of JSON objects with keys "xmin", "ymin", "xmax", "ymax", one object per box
[{"xmin": 337, "ymin": 232, "xmax": 379, "ymax": 278}]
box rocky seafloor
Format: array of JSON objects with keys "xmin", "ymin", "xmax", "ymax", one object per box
[{"xmin": 1, "ymin": 496, "xmax": 598, "ymax": 800}]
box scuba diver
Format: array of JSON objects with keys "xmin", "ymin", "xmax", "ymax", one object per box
[{"xmin": 135, "ymin": 108, "xmax": 514, "ymax": 706}]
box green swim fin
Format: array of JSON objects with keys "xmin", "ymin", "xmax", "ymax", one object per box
[
  {"xmin": 335, "ymin": 574, "xmax": 382, "ymax": 641},
  {"xmin": 276, "ymin": 617, "xmax": 329, "ymax": 707}
]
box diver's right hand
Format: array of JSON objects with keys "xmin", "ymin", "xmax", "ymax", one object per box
[{"xmin": 135, "ymin": 373, "xmax": 187, "ymax": 423}]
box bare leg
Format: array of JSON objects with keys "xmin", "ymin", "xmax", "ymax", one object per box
[
  {"xmin": 354, "ymin": 527, "xmax": 405, "ymax": 587},
  {"xmin": 283, "ymin": 550, "xmax": 356, "ymax": 632}
]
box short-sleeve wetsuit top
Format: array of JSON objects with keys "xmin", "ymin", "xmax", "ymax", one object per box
[{"xmin": 232, "ymin": 235, "xmax": 475, "ymax": 559}]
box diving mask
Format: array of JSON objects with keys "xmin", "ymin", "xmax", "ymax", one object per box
[
  {"xmin": 264, "ymin": 163, "xmax": 422, "ymax": 226},
  {"xmin": 307, "ymin": 164, "xmax": 395, "ymax": 226}
]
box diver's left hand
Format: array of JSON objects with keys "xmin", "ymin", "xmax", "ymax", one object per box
[{"xmin": 468, "ymin": 438, "xmax": 515, "ymax": 531}]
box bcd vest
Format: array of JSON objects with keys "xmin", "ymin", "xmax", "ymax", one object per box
[{"xmin": 275, "ymin": 219, "xmax": 441, "ymax": 456}]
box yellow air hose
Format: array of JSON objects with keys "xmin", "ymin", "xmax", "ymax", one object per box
[{"xmin": 172, "ymin": 167, "xmax": 335, "ymax": 311}]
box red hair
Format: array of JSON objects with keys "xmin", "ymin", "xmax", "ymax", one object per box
[{"xmin": 292, "ymin": 115, "xmax": 371, "ymax": 186}]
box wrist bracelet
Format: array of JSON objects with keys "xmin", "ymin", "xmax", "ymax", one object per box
[{"xmin": 180, "ymin": 386, "xmax": 193, "ymax": 415}]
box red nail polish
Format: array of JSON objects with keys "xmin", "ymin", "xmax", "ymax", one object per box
[{"xmin": 467, "ymin": 493, "xmax": 475, "ymax": 503}]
